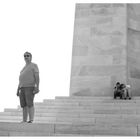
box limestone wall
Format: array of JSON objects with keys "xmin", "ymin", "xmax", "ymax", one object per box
[
  {"xmin": 70, "ymin": 4, "xmax": 127, "ymax": 96},
  {"xmin": 127, "ymin": 4, "xmax": 140, "ymax": 96}
]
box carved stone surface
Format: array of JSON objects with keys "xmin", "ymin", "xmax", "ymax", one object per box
[
  {"xmin": 127, "ymin": 4, "xmax": 140, "ymax": 95},
  {"xmin": 70, "ymin": 3, "xmax": 127, "ymax": 96},
  {"xmin": 70, "ymin": 3, "xmax": 140, "ymax": 96}
]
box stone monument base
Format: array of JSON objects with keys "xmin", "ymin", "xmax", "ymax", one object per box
[{"xmin": 0, "ymin": 96, "xmax": 139, "ymax": 136}]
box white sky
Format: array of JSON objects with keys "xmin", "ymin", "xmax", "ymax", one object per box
[
  {"xmin": 0, "ymin": 0, "xmax": 76, "ymax": 111},
  {"xmin": 0, "ymin": 0, "xmax": 138, "ymax": 112}
]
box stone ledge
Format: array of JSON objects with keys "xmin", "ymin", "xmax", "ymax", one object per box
[
  {"xmin": 0, "ymin": 122, "xmax": 137, "ymax": 136},
  {"xmin": 55, "ymin": 124, "xmax": 137, "ymax": 136}
]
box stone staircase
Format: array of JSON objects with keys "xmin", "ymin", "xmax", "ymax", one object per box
[{"xmin": 0, "ymin": 96, "xmax": 140, "ymax": 136}]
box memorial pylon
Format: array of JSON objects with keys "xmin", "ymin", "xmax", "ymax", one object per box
[{"xmin": 70, "ymin": 4, "xmax": 140, "ymax": 96}]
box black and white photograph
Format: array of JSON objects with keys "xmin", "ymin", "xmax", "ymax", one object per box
[{"xmin": 0, "ymin": 0, "xmax": 140, "ymax": 137}]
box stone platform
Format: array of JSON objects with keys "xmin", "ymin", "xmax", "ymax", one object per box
[{"xmin": 0, "ymin": 96, "xmax": 140, "ymax": 136}]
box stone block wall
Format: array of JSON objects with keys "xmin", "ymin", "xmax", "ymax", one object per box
[
  {"xmin": 127, "ymin": 4, "xmax": 140, "ymax": 96},
  {"xmin": 70, "ymin": 4, "xmax": 127, "ymax": 96}
]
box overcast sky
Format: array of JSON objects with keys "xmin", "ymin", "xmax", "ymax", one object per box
[{"xmin": 0, "ymin": 0, "xmax": 75, "ymax": 111}]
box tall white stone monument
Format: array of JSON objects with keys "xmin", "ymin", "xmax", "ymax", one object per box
[{"xmin": 70, "ymin": 3, "xmax": 140, "ymax": 96}]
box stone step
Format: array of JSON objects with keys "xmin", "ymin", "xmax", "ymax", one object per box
[
  {"xmin": 95, "ymin": 117, "xmax": 140, "ymax": 125},
  {"xmin": 1, "ymin": 114, "xmax": 140, "ymax": 124},
  {"xmin": 42, "ymin": 100, "xmax": 140, "ymax": 107},
  {"xmin": 55, "ymin": 96, "xmax": 140, "ymax": 100},
  {"xmin": 34, "ymin": 106, "xmax": 121, "ymax": 110},
  {"xmin": 34, "ymin": 103, "xmax": 140, "ymax": 109},
  {"xmin": 0, "ymin": 122, "xmax": 54, "ymax": 136},
  {"xmin": 55, "ymin": 96, "xmax": 113, "ymax": 99},
  {"xmin": 0, "ymin": 120, "xmax": 138, "ymax": 127},
  {"xmin": 1, "ymin": 96, "xmax": 140, "ymax": 136},
  {"xmin": 17, "ymin": 103, "xmax": 140, "ymax": 108},
  {"xmin": 0, "ymin": 122, "xmax": 138, "ymax": 136},
  {"xmin": 0, "ymin": 131, "xmax": 52, "ymax": 136},
  {"xmin": 0, "ymin": 116, "xmax": 56, "ymax": 121},
  {"xmin": 0, "ymin": 119, "xmax": 76, "ymax": 125},
  {"xmin": 42, "ymin": 101, "xmax": 80, "ymax": 106},
  {"xmin": 55, "ymin": 96, "xmax": 140, "ymax": 101},
  {"xmin": 2, "ymin": 111, "xmax": 140, "ymax": 120},
  {"xmin": 4, "ymin": 107, "xmax": 140, "ymax": 115},
  {"xmin": 33, "ymin": 108, "xmax": 140, "ymax": 114},
  {"xmin": 35, "ymin": 101, "xmax": 139, "ymax": 106},
  {"xmin": 54, "ymin": 124, "xmax": 137, "ymax": 136},
  {"xmin": 44, "ymin": 98, "xmax": 138, "ymax": 104},
  {"xmin": 0, "ymin": 112, "xmax": 79, "ymax": 117},
  {"xmin": 0, "ymin": 111, "xmax": 132, "ymax": 116},
  {"xmin": 2, "ymin": 114, "xmax": 140, "ymax": 127},
  {"xmin": 0, "ymin": 111, "xmax": 137, "ymax": 118},
  {"xmin": 34, "ymin": 105, "xmax": 140, "ymax": 109},
  {"xmin": 34, "ymin": 106, "xmax": 117, "ymax": 110},
  {"xmin": 35, "ymin": 104, "xmax": 133, "ymax": 108}
]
